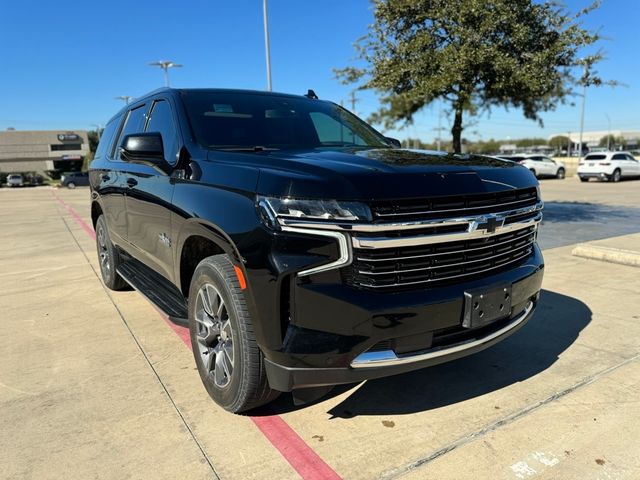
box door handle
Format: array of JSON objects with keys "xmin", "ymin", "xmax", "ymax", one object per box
[
  {"xmin": 126, "ymin": 178, "xmax": 138, "ymax": 188},
  {"xmin": 101, "ymin": 174, "xmax": 110, "ymax": 181}
]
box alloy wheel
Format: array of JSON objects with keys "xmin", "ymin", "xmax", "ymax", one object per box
[
  {"xmin": 97, "ymin": 226, "xmax": 110, "ymax": 277},
  {"xmin": 195, "ymin": 283, "xmax": 234, "ymax": 388}
]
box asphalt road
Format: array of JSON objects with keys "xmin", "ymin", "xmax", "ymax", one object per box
[{"xmin": 537, "ymin": 177, "xmax": 640, "ymax": 249}]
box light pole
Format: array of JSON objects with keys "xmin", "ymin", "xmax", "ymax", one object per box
[
  {"xmin": 115, "ymin": 95, "xmax": 134, "ymax": 105},
  {"xmin": 91, "ymin": 124, "xmax": 103, "ymax": 141},
  {"xmin": 605, "ymin": 113, "xmax": 611, "ymax": 151},
  {"xmin": 576, "ymin": 64, "xmax": 588, "ymax": 158},
  {"xmin": 149, "ymin": 60, "xmax": 183, "ymax": 87},
  {"xmin": 263, "ymin": 0, "xmax": 273, "ymax": 91}
]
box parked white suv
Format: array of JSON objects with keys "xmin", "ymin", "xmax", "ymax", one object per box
[
  {"xmin": 500, "ymin": 155, "xmax": 566, "ymax": 179},
  {"xmin": 577, "ymin": 152, "xmax": 640, "ymax": 182},
  {"xmin": 6, "ymin": 174, "xmax": 24, "ymax": 187}
]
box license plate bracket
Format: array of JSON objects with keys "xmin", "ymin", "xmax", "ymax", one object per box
[{"xmin": 463, "ymin": 284, "xmax": 512, "ymax": 329}]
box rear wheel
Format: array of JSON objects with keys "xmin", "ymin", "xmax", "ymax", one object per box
[
  {"xmin": 610, "ymin": 169, "xmax": 621, "ymax": 182},
  {"xmin": 579, "ymin": 177, "xmax": 589, "ymax": 182},
  {"xmin": 67, "ymin": 182, "xmax": 76, "ymax": 189},
  {"xmin": 556, "ymin": 168, "xmax": 565, "ymax": 179},
  {"xmin": 188, "ymin": 254, "xmax": 278, "ymax": 413},
  {"xmin": 95, "ymin": 215, "xmax": 128, "ymax": 290}
]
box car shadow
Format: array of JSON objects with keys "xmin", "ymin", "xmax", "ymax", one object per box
[
  {"xmin": 258, "ymin": 289, "xmax": 591, "ymax": 417},
  {"xmin": 541, "ymin": 201, "xmax": 639, "ymax": 223}
]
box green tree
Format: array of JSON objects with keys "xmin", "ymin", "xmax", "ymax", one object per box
[
  {"xmin": 598, "ymin": 134, "xmax": 616, "ymax": 149},
  {"xmin": 549, "ymin": 135, "xmax": 571, "ymax": 152},
  {"xmin": 88, "ymin": 130, "xmax": 101, "ymax": 154},
  {"xmin": 336, "ymin": 0, "xmax": 611, "ymax": 153},
  {"xmin": 515, "ymin": 138, "xmax": 548, "ymax": 148}
]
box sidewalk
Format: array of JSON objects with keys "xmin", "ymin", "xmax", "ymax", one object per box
[{"xmin": 572, "ymin": 232, "xmax": 640, "ymax": 267}]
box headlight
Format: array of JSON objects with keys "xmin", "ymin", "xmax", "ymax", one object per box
[{"xmin": 259, "ymin": 196, "xmax": 371, "ymax": 222}]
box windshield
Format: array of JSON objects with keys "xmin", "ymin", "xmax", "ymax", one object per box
[{"xmin": 181, "ymin": 91, "xmax": 391, "ymax": 151}]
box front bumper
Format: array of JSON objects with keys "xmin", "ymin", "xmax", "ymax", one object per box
[
  {"xmin": 265, "ymin": 298, "xmax": 537, "ymax": 391},
  {"xmin": 263, "ymin": 245, "xmax": 544, "ymax": 392}
]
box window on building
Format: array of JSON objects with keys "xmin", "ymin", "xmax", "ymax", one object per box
[{"xmin": 51, "ymin": 144, "xmax": 82, "ymax": 151}]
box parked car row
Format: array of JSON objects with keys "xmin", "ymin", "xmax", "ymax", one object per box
[
  {"xmin": 498, "ymin": 155, "xmax": 566, "ymax": 179},
  {"xmin": 498, "ymin": 152, "xmax": 640, "ymax": 183}
]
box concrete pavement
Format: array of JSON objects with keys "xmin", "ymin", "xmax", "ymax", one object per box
[{"xmin": 1, "ymin": 184, "xmax": 639, "ymax": 479}]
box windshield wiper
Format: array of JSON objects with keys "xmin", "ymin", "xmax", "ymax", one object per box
[{"xmin": 210, "ymin": 145, "xmax": 280, "ymax": 152}]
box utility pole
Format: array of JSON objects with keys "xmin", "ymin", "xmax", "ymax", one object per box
[
  {"xmin": 577, "ymin": 65, "xmax": 588, "ymax": 158},
  {"xmin": 350, "ymin": 91, "xmax": 358, "ymax": 115},
  {"xmin": 91, "ymin": 124, "xmax": 103, "ymax": 141},
  {"xmin": 263, "ymin": 0, "xmax": 273, "ymax": 91},
  {"xmin": 432, "ymin": 102, "xmax": 446, "ymax": 151},
  {"xmin": 567, "ymin": 132, "xmax": 572, "ymax": 157}
]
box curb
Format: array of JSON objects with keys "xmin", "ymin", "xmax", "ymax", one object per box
[{"xmin": 571, "ymin": 244, "xmax": 640, "ymax": 268}]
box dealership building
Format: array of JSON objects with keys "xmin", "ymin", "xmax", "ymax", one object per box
[{"xmin": 0, "ymin": 129, "xmax": 90, "ymax": 177}]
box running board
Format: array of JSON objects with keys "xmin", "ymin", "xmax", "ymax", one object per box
[{"xmin": 117, "ymin": 260, "xmax": 189, "ymax": 327}]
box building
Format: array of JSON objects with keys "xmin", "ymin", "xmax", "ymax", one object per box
[
  {"xmin": 551, "ymin": 130, "xmax": 640, "ymax": 151},
  {"xmin": 0, "ymin": 129, "xmax": 90, "ymax": 178}
]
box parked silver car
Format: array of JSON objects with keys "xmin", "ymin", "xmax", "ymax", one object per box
[{"xmin": 6, "ymin": 174, "xmax": 24, "ymax": 187}]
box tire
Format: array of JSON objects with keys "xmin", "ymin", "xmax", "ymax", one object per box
[
  {"xmin": 188, "ymin": 254, "xmax": 279, "ymax": 413},
  {"xmin": 610, "ymin": 169, "xmax": 621, "ymax": 183},
  {"xmin": 95, "ymin": 215, "xmax": 128, "ymax": 290},
  {"xmin": 67, "ymin": 182, "xmax": 76, "ymax": 189},
  {"xmin": 556, "ymin": 168, "xmax": 565, "ymax": 179},
  {"xmin": 580, "ymin": 177, "xmax": 589, "ymax": 182},
  {"xmin": 529, "ymin": 169, "xmax": 537, "ymax": 178}
]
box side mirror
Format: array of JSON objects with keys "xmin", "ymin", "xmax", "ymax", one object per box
[
  {"xmin": 120, "ymin": 133, "xmax": 171, "ymax": 174},
  {"xmin": 385, "ymin": 137, "xmax": 402, "ymax": 148}
]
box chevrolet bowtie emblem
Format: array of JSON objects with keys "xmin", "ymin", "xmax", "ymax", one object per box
[{"xmin": 469, "ymin": 214, "xmax": 506, "ymax": 234}]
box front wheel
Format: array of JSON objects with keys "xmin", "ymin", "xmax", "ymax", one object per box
[
  {"xmin": 556, "ymin": 168, "xmax": 565, "ymax": 179},
  {"xmin": 579, "ymin": 176, "xmax": 589, "ymax": 182},
  {"xmin": 67, "ymin": 182, "xmax": 76, "ymax": 189},
  {"xmin": 188, "ymin": 255, "xmax": 278, "ymax": 413},
  {"xmin": 95, "ymin": 215, "xmax": 128, "ymax": 290}
]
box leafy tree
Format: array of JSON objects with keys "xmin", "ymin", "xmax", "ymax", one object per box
[
  {"xmin": 88, "ymin": 130, "xmax": 101, "ymax": 154},
  {"xmin": 336, "ymin": 0, "xmax": 611, "ymax": 153},
  {"xmin": 515, "ymin": 138, "xmax": 548, "ymax": 148},
  {"xmin": 598, "ymin": 134, "xmax": 616, "ymax": 149},
  {"xmin": 549, "ymin": 135, "xmax": 571, "ymax": 152}
]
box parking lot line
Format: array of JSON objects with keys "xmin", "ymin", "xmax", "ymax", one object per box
[{"xmin": 51, "ymin": 190, "xmax": 341, "ymax": 480}]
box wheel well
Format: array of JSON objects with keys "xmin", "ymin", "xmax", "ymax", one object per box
[
  {"xmin": 91, "ymin": 202, "xmax": 103, "ymax": 228},
  {"xmin": 179, "ymin": 235, "xmax": 225, "ymax": 297}
]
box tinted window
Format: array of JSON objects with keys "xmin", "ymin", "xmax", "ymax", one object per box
[
  {"xmin": 612, "ymin": 154, "xmax": 626, "ymax": 160},
  {"xmin": 181, "ymin": 91, "xmax": 389, "ymax": 151},
  {"xmin": 115, "ymin": 105, "xmax": 147, "ymax": 159},
  {"xmin": 145, "ymin": 100, "xmax": 179, "ymax": 163},
  {"xmin": 94, "ymin": 118, "xmax": 120, "ymax": 160},
  {"xmin": 309, "ymin": 112, "xmax": 368, "ymax": 146},
  {"xmin": 585, "ymin": 154, "xmax": 606, "ymax": 160}
]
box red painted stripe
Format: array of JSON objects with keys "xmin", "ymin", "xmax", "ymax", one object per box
[
  {"xmin": 53, "ymin": 190, "xmax": 342, "ymax": 480},
  {"xmin": 251, "ymin": 416, "xmax": 341, "ymax": 480}
]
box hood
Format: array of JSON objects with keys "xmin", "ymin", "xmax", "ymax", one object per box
[{"xmin": 208, "ymin": 148, "xmax": 538, "ymax": 200}]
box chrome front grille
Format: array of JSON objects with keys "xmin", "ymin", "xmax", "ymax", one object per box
[{"xmin": 345, "ymin": 226, "xmax": 536, "ymax": 290}]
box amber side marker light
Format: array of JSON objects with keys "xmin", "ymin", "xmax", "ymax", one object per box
[{"xmin": 234, "ymin": 265, "xmax": 247, "ymax": 290}]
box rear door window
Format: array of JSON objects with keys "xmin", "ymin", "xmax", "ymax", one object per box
[
  {"xmin": 115, "ymin": 105, "xmax": 148, "ymax": 160},
  {"xmin": 145, "ymin": 100, "xmax": 180, "ymax": 164},
  {"xmin": 612, "ymin": 153, "xmax": 626, "ymax": 160}
]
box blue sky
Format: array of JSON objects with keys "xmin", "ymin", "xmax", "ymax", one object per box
[{"xmin": 0, "ymin": 0, "xmax": 638, "ymax": 142}]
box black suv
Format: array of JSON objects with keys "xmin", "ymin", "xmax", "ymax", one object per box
[{"xmin": 89, "ymin": 88, "xmax": 544, "ymax": 412}]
